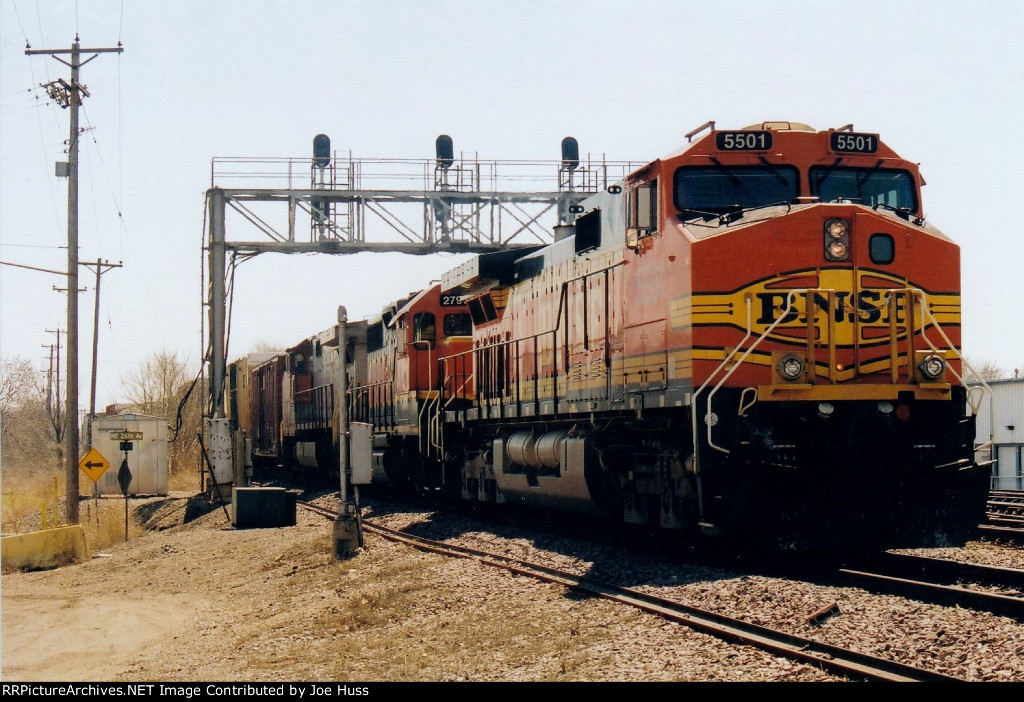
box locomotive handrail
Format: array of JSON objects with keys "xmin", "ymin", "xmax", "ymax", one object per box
[
  {"xmin": 698, "ymin": 290, "xmax": 810, "ymax": 455},
  {"xmin": 909, "ymin": 288, "xmax": 992, "ymax": 413},
  {"xmin": 409, "ymin": 340, "xmax": 439, "ymax": 457},
  {"xmin": 348, "ymin": 378, "xmax": 395, "ymax": 430},
  {"xmin": 293, "ymin": 383, "xmax": 334, "ymax": 430},
  {"xmin": 430, "ymin": 370, "xmax": 463, "ymax": 455},
  {"xmin": 694, "ymin": 286, "xmax": 987, "ymax": 466},
  {"xmin": 439, "ymin": 303, "xmax": 565, "ymax": 420},
  {"xmin": 438, "ymin": 260, "xmax": 623, "ymax": 422}
]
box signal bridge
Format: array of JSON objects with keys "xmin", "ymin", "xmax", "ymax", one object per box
[{"xmin": 204, "ymin": 135, "xmax": 639, "ymax": 419}]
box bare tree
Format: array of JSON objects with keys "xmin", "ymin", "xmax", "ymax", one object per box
[
  {"xmin": 0, "ymin": 357, "xmax": 37, "ymax": 415},
  {"xmin": 120, "ymin": 351, "xmax": 202, "ymax": 477},
  {"xmin": 962, "ymin": 357, "xmax": 1007, "ymax": 384},
  {"xmin": 1, "ymin": 356, "xmax": 62, "ymax": 480},
  {"xmin": 250, "ymin": 340, "xmax": 283, "ymax": 353}
]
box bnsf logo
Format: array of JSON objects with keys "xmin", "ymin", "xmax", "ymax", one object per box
[
  {"xmin": 755, "ymin": 289, "xmax": 902, "ymax": 326},
  {"xmin": 684, "ymin": 269, "xmax": 960, "ymax": 348}
]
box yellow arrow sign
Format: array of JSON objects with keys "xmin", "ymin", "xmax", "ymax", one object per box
[{"xmin": 79, "ymin": 447, "xmax": 111, "ymax": 482}]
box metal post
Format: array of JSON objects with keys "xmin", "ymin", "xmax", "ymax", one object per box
[
  {"xmin": 208, "ymin": 188, "xmax": 227, "ymax": 419},
  {"xmin": 333, "ymin": 305, "xmax": 361, "ymax": 558},
  {"xmin": 338, "ymin": 306, "xmax": 349, "ymax": 504}
]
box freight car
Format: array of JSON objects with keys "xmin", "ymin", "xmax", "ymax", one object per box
[{"xmin": 231, "ymin": 121, "xmax": 990, "ymax": 550}]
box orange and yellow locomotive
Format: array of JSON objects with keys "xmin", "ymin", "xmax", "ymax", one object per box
[
  {"xmin": 437, "ymin": 121, "xmax": 988, "ymax": 549},
  {"xmin": 232, "ymin": 121, "xmax": 989, "ymax": 550}
]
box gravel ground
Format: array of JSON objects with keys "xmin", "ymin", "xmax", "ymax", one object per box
[
  {"xmin": 357, "ymin": 496, "xmax": 1024, "ymax": 682},
  {"xmin": 2, "ymin": 491, "xmax": 1022, "ymax": 682}
]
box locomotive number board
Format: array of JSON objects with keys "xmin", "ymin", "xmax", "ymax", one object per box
[
  {"xmin": 716, "ymin": 131, "xmax": 772, "ymax": 151},
  {"xmin": 830, "ymin": 132, "xmax": 879, "ymax": 153},
  {"xmin": 440, "ymin": 294, "xmax": 467, "ymax": 306}
]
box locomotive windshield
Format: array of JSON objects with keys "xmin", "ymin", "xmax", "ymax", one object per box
[
  {"xmin": 673, "ymin": 165, "xmax": 799, "ymax": 216},
  {"xmin": 810, "ymin": 166, "xmax": 917, "ymax": 212}
]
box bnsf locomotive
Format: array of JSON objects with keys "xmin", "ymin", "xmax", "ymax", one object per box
[{"xmin": 229, "ymin": 121, "xmax": 990, "ymax": 550}]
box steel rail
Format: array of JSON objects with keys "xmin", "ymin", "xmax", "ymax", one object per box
[
  {"xmin": 987, "ymin": 513, "xmax": 1024, "ymax": 524},
  {"xmin": 297, "ymin": 500, "xmax": 964, "ymax": 682},
  {"xmin": 829, "ymin": 568, "xmax": 1024, "ymax": 620},
  {"xmin": 872, "ymin": 552, "xmax": 1024, "ymax": 592},
  {"xmin": 977, "ymin": 524, "xmax": 1024, "ymax": 544}
]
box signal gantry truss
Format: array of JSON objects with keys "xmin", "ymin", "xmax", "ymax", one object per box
[{"xmin": 204, "ymin": 149, "xmax": 639, "ymax": 418}]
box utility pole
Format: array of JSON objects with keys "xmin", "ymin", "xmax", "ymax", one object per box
[
  {"xmin": 44, "ymin": 329, "xmax": 65, "ymax": 448},
  {"xmin": 27, "ymin": 36, "xmax": 123, "ymax": 524},
  {"xmin": 42, "ymin": 343, "xmax": 57, "ymax": 418},
  {"xmin": 81, "ymin": 259, "xmax": 122, "ymax": 443}
]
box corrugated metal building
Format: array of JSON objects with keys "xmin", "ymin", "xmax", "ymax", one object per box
[
  {"xmin": 973, "ymin": 378, "xmax": 1023, "ymax": 490},
  {"xmin": 83, "ymin": 413, "xmax": 169, "ymax": 496}
]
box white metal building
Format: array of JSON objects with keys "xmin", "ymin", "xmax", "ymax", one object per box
[
  {"xmin": 83, "ymin": 413, "xmax": 169, "ymax": 496},
  {"xmin": 973, "ymin": 378, "xmax": 1024, "ymax": 490}
]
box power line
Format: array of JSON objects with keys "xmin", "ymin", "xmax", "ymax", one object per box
[{"xmin": 0, "ymin": 259, "xmax": 67, "ymax": 276}]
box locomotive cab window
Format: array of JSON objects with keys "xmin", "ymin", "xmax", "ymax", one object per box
[
  {"xmin": 413, "ymin": 312, "xmax": 436, "ymax": 348},
  {"xmin": 673, "ymin": 165, "xmax": 798, "ymax": 217},
  {"xmin": 810, "ymin": 166, "xmax": 917, "ymax": 213},
  {"xmin": 626, "ymin": 180, "xmax": 658, "ymax": 248},
  {"xmin": 869, "ymin": 233, "xmax": 895, "ymax": 265},
  {"xmin": 443, "ymin": 312, "xmax": 473, "ymax": 337}
]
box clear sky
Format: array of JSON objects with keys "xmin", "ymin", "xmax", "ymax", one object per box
[{"xmin": 1, "ymin": 0, "xmax": 1022, "ymax": 411}]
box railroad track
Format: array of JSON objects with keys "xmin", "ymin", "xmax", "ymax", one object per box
[
  {"xmin": 298, "ymin": 499, "xmax": 969, "ymax": 682},
  {"xmin": 978, "ymin": 523, "xmax": 1024, "ymax": 545},
  {"xmin": 821, "ymin": 553, "xmax": 1024, "ymax": 621},
  {"xmin": 979, "ymin": 491, "xmax": 1024, "ymax": 543},
  {"xmin": 987, "ymin": 491, "xmax": 1024, "ymax": 530},
  {"xmin": 723, "ymin": 550, "xmax": 1024, "ymax": 622}
]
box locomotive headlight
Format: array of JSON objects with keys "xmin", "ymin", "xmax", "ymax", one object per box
[
  {"xmin": 918, "ymin": 354, "xmax": 946, "ymax": 380},
  {"xmin": 824, "ymin": 218, "xmax": 850, "ymax": 261},
  {"xmin": 778, "ymin": 354, "xmax": 805, "ymax": 381},
  {"xmin": 827, "ymin": 240, "xmax": 848, "ymax": 258},
  {"xmin": 827, "ymin": 219, "xmax": 848, "ymax": 239}
]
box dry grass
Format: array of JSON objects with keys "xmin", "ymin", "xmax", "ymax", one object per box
[
  {"xmin": 168, "ymin": 465, "xmax": 200, "ymax": 493},
  {"xmin": 78, "ymin": 496, "xmax": 148, "ymax": 551},
  {"xmin": 1, "ymin": 472, "xmax": 64, "ymax": 534},
  {"xmin": 3, "ymin": 453, "xmax": 200, "ymax": 545},
  {"xmin": 2, "ymin": 466, "xmax": 158, "ymax": 556}
]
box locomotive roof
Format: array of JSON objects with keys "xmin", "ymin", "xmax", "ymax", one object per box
[
  {"xmin": 659, "ymin": 121, "xmax": 906, "ymax": 163},
  {"xmin": 387, "ymin": 284, "xmax": 436, "ymax": 328}
]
